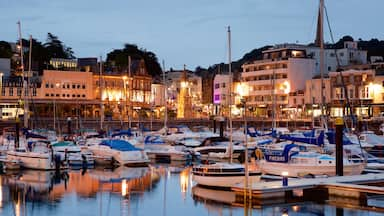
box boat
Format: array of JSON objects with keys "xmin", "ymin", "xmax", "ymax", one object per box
[
  {"xmin": 51, "ymin": 140, "xmax": 95, "ymax": 168},
  {"xmin": 257, "ymin": 143, "xmax": 366, "ymax": 177},
  {"xmin": 192, "ymin": 26, "xmax": 261, "ymax": 188},
  {"xmin": 192, "ymin": 162, "xmax": 261, "ymax": 188},
  {"xmin": 143, "ymin": 135, "xmax": 192, "ymax": 162},
  {"xmin": 6, "ymin": 138, "xmax": 67, "ymax": 170},
  {"xmin": 87, "ymin": 139, "xmax": 150, "ymax": 166}
]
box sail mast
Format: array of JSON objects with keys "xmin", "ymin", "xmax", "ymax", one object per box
[
  {"xmin": 319, "ymin": 0, "xmax": 326, "ymax": 128},
  {"xmin": 25, "ymin": 35, "xmax": 32, "ymax": 128},
  {"xmin": 227, "ymin": 26, "xmax": 233, "ymax": 163},
  {"xmin": 99, "ymin": 56, "xmax": 104, "ymax": 130},
  {"xmin": 162, "ymin": 60, "xmax": 168, "ymax": 132}
]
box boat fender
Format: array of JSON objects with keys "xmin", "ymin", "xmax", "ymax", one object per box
[{"xmin": 255, "ymin": 148, "xmax": 264, "ymax": 160}]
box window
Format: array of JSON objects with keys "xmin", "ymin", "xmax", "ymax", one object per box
[
  {"xmin": 9, "ymin": 88, "xmax": 13, "ymax": 96},
  {"xmin": 17, "ymin": 87, "xmax": 22, "ymax": 96},
  {"xmin": 32, "ymin": 88, "xmax": 36, "ymax": 96},
  {"xmin": 45, "ymin": 83, "xmax": 49, "ymax": 88},
  {"xmin": 222, "ymin": 83, "xmax": 226, "ymax": 88},
  {"xmin": 1, "ymin": 88, "xmax": 5, "ymax": 96},
  {"xmin": 72, "ymin": 84, "xmax": 76, "ymax": 89},
  {"xmin": 82, "ymin": 84, "xmax": 86, "ymax": 89},
  {"xmin": 214, "ymin": 94, "xmax": 220, "ymax": 100},
  {"xmin": 45, "ymin": 93, "xmax": 49, "ymax": 97},
  {"xmin": 214, "ymin": 83, "xmax": 220, "ymax": 89}
]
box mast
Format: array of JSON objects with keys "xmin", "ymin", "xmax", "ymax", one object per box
[
  {"xmin": 319, "ymin": 0, "xmax": 326, "ymax": 128},
  {"xmin": 128, "ymin": 55, "xmax": 132, "ymax": 129},
  {"xmin": 25, "ymin": 35, "xmax": 32, "ymax": 128},
  {"xmin": 162, "ymin": 60, "xmax": 168, "ymax": 132},
  {"xmin": 227, "ymin": 26, "xmax": 233, "ymax": 163},
  {"xmin": 17, "ymin": 21, "xmax": 27, "ymax": 128},
  {"xmin": 99, "ymin": 56, "xmax": 104, "ymax": 130}
]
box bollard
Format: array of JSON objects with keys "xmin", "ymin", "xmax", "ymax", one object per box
[
  {"xmin": 335, "ymin": 117, "xmax": 343, "ymax": 176},
  {"xmin": 282, "ymin": 171, "xmax": 288, "ymax": 186}
]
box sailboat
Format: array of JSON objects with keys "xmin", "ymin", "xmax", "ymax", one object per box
[
  {"xmin": 256, "ymin": 0, "xmax": 366, "ymax": 177},
  {"xmin": 192, "ymin": 26, "xmax": 261, "ymax": 188}
]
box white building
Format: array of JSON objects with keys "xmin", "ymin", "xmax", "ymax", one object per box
[
  {"xmin": 241, "ymin": 47, "xmax": 315, "ymax": 117},
  {"xmin": 274, "ymin": 41, "xmax": 367, "ymax": 76}
]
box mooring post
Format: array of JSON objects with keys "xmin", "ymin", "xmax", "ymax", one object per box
[{"xmin": 335, "ymin": 117, "xmax": 344, "ymax": 176}]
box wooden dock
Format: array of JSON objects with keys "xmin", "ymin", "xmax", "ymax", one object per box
[{"xmin": 231, "ymin": 173, "xmax": 384, "ymax": 210}]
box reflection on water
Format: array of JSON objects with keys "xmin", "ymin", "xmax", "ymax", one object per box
[{"xmin": 0, "ymin": 164, "xmax": 382, "ymax": 216}]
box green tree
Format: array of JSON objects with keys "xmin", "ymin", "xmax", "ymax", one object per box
[
  {"xmin": 106, "ymin": 43, "xmax": 162, "ymax": 77},
  {"xmin": 0, "ymin": 41, "xmax": 12, "ymax": 58},
  {"xmin": 44, "ymin": 33, "xmax": 75, "ymax": 59}
]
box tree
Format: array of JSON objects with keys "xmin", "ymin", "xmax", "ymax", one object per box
[
  {"xmin": 106, "ymin": 43, "xmax": 162, "ymax": 77},
  {"xmin": 0, "ymin": 41, "xmax": 12, "ymax": 58},
  {"xmin": 44, "ymin": 33, "xmax": 75, "ymax": 59}
]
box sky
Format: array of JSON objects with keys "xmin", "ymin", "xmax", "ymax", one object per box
[{"xmin": 1, "ymin": 0, "xmax": 383, "ymax": 70}]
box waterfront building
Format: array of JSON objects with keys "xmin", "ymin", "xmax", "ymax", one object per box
[
  {"xmin": 273, "ymin": 41, "xmax": 367, "ymax": 76},
  {"xmin": 304, "ymin": 77, "xmax": 331, "ymax": 118},
  {"xmin": 328, "ymin": 69, "xmax": 377, "ymax": 118},
  {"xmin": 241, "ymin": 47, "xmax": 315, "ymax": 118},
  {"xmin": 165, "ymin": 69, "xmax": 202, "ymax": 118},
  {"xmin": 50, "ymin": 58, "xmax": 77, "ymax": 71}
]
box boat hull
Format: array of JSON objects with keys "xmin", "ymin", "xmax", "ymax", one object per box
[
  {"xmin": 258, "ymin": 161, "xmax": 366, "ymax": 177},
  {"xmin": 6, "ymin": 151, "xmax": 59, "ymax": 170}
]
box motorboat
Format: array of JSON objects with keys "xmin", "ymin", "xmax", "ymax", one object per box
[
  {"xmin": 6, "ymin": 139, "xmax": 66, "ymax": 170},
  {"xmin": 257, "ymin": 143, "xmax": 366, "ymax": 177},
  {"xmin": 51, "ymin": 140, "xmax": 95, "ymax": 167},
  {"xmin": 87, "ymin": 139, "xmax": 150, "ymax": 166},
  {"xmin": 192, "ymin": 162, "xmax": 261, "ymax": 188},
  {"xmin": 143, "ymin": 135, "xmax": 192, "ymax": 162}
]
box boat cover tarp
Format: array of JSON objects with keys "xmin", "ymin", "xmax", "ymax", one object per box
[
  {"xmin": 111, "ymin": 129, "xmax": 133, "ymax": 137},
  {"xmin": 100, "ymin": 139, "xmax": 141, "ymax": 151},
  {"xmin": 144, "ymin": 135, "xmax": 165, "ymax": 144},
  {"xmin": 263, "ymin": 143, "xmax": 299, "ymax": 163},
  {"xmin": 279, "ymin": 131, "xmax": 324, "ymax": 146},
  {"xmin": 325, "ymin": 130, "xmax": 354, "ymax": 145},
  {"xmin": 25, "ymin": 132, "xmax": 48, "ymax": 140}
]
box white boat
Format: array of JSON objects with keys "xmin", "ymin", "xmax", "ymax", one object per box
[
  {"xmin": 192, "ymin": 27, "xmax": 260, "ymax": 188},
  {"xmin": 143, "ymin": 135, "xmax": 192, "ymax": 162},
  {"xmin": 88, "ymin": 139, "xmax": 150, "ymax": 166},
  {"xmin": 51, "ymin": 140, "xmax": 95, "ymax": 167},
  {"xmin": 257, "ymin": 143, "xmax": 366, "ymax": 177},
  {"xmin": 192, "ymin": 162, "xmax": 261, "ymax": 188},
  {"xmin": 6, "ymin": 139, "xmax": 66, "ymax": 170}
]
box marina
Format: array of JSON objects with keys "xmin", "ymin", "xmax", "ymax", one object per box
[{"xmin": 0, "ymin": 164, "xmax": 383, "ymax": 215}]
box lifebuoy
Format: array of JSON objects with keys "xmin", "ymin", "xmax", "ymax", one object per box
[{"xmin": 255, "ymin": 148, "xmax": 264, "ymax": 160}]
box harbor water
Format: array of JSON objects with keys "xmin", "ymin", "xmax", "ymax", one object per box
[{"xmin": 0, "ymin": 163, "xmax": 383, "ymax": 216}]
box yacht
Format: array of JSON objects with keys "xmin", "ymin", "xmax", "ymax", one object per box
[{"xmin": 87, "ymin": 139, "xmax": 150, "ymax": 166}]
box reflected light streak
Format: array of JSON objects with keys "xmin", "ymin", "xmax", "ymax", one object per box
[{"xmin": 121, "ymin": 179, "xmax": 127, "ymax": 197}]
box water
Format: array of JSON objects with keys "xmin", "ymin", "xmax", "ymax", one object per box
[{"xmin": 0, "ymin": 164, "xmax": 383, "ymax": 216}]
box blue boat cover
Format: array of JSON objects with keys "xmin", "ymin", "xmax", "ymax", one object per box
[
  {"xmin": 279, "ymin": 131, "xmax": 324, "ymax": 146},
  {"xmin": 25, "ymin": 132, "xmax": 48, "ymax": 140},
  {"xmin": 263, "ymin": 143, "xmax": 299, "ymax": 163},
  {"xmin": 144, "ymin": 135, "xmax": 165, "ymax": 145},
  {"xmin": 100, "ymin": 139, "xmax": 141, "ymax": 151},
  {"xmin": 111, "ymin": 129, "xmax": 133, "ymax": 137},
  {"xmin": 325, "ymin": 130, "xmax": 354, "ymax": 145}
]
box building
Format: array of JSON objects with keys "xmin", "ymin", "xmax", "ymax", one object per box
[
  {"xmin": 328, "ymin": 69, "xmax": 376, "ymax": 118},
  {"xmin": 50, "ymin": 58, "xmax": 77, "ymax": 71},
  {"xmin": 241, "ymin": 47, "xmax": 315, "ymax": 118},
  {"xmin": 78, "ymin": 57, "xmax": 98, "ymax": 73},
  {"xmin": 274, "ymin": 41, "xmax": 367, "ymax": 76},
  {"xmin": 213, "ymin": 74, "xmax": 232, "ymax": 116},
  {"xmin": 165, "ymin": 69, "xmax": 202, "ymax": 118}
]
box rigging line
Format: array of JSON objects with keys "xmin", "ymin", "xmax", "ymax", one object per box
[{"xmin": 325, "ymin": 5, "xmax": 366, "ymax": 162}]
